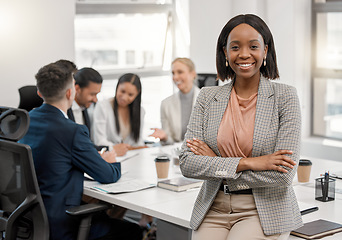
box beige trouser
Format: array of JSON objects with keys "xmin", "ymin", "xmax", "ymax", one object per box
[{"xmin": 192, "ymin": 191, "xmax": 290, "ymax": 240}]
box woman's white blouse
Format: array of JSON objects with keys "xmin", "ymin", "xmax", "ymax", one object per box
[{"xmin": 93, "ymin": 98, "xmax": 145, "ymax": 150}]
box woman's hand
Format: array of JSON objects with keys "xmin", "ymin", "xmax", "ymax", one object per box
[
  {"xmin": 127, "ymin": 145, "xmax": 148, "ymax": 150},
  {"xmin": 186, "ymin": 138, "xmax": 217, "ymax": 157},
  {"xmin": 237, "ymin": 150, "xmax": 296, "ymax": 173},
  {"xmin": 149, "ymin": 128, "xmax": 167, "ymax": 141},
  {"xmin": 113, "ymin": 143, "xmax": 130, "ymax": 156}
]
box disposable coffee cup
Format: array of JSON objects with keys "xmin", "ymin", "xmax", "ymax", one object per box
[
  {"xmin": 297, "ymin": 159, "xmax": 312, "ymax": 182},
  {"xmin": 155, "ymin": 156, "xmax": 170, "ymax": 179}
]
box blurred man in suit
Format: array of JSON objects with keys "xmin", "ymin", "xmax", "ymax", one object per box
[{"xmin": 67, "ymin": 67, "xmax": 102, "ymax": 141}]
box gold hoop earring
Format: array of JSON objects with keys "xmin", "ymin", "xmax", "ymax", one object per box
[
  {"xmin": 263, "ymin": 58, "xmax": 266, "ymax": 67},
  {"xmin": 226, "ymin": 59, "xmax": 229, "ymax": 67}
]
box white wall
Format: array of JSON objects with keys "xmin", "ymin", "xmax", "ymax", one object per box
[{"xmin": 0, "ymin": 0, "xmax": 75, "ymax": 108}]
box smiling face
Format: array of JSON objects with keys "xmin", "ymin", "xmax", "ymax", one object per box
[
  {"xmin": 172, "ymin": 61, "xmax": 196, "ymax": 94},
  {"xmin": 225, "ymin": 23, "xmax": 268, "ymax": 82},
  {"xmin": 115, "ymin": 82, "xmax": 139, "ymax": 107},
  {"xmin": 75, "ymin": 81, "xmax": 102, "ymax": 108}
]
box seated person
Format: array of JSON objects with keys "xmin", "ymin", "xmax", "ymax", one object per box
[
  {"xmin": 20, "ymin": 62, "xmax": 142, "ymax": 240},
  {"xmin": 93, "ymin": 73, "xmax": 147, "ymax": 156},
  {"xmin": 150, "ymin": 58, "xmax": 200, "ymax": 144},
  {"xmin": 66, "ymin": 66, "xmax": 107, "ymax": 151}
]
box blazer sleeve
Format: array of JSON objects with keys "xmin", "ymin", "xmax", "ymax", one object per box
[
  {"xmin": 93, "ymin": 99, "xmax": 118, "ymax": 150},
  {"xmin": 226, "ymin": 85, "xmax": 301, "ymax": 190},
  {"xmin": 180, "ymin": 88, "xmax": 242, "ymax": 180},
  {"xmin": 72, "ymin": 125, "xmax": 121, "ymax": 184},
  {"xmin": 160, "ymin": 99, "xmax": 175, "ymax": 144},
  {"xmin": 135, "ymin": 107, "xmax": 145, "ymax": 146}
]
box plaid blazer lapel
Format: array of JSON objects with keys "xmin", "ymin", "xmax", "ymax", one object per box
[
  {"xmin": 206, "ymin": 82, "xmax": 233, "ymax": 156},
  {"xmin": 252, "ymin": 77, "xmax": 275, "ymax": 157}
]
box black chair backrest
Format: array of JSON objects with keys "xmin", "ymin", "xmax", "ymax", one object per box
[
  {"xmin": 18, "ymin": 86, "xmax": 43, "ymax": 112},
  {"xmin": 0, "ymin": 107, "xmax": 49, "ymax": 240},
  {"xmin": 197, "ymin": 73, "xmax": 218, "ymax": 88},
  {"xmin": 0, "ymin": 107, "xmax": 30, "ymax": 142}
]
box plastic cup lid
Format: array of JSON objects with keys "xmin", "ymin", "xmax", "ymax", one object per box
[
  {"xmin": 299, "ymin": 159, "xmax": 312, "ymax": 166},
  {"xmin": 155, "ymin": 156, "xmax": 170, "ymax": 162}
]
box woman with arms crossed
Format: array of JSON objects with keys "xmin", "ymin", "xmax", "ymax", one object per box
[{"xmin": 180, "ymin": 14, "xmax": 302, "ymax": 240}]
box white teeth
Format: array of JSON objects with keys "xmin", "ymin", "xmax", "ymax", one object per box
[{"xmin": 239, "ymin": 63, "xmax": 252, "ymax": 67}]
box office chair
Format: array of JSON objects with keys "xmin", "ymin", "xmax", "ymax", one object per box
[
  {"xmin": 197, "ymin": 73, "xmax": 218, "ymax": 88},
  {"xmin": 0, "ymin": 107, "xmax": 109, "ymax": 240},
  {"xmin": 18, "ymin": 86, "xmax": 43, "ymax": 112}
]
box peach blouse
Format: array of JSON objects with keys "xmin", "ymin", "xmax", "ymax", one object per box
[{"xmin": 217, "ymin": 87, "xmax": 258, "ymax": 158}]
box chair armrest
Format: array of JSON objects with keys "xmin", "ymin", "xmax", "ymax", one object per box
[{"xmin": 66, "ymin": 203, "xmax": 109, "ymax": 217}]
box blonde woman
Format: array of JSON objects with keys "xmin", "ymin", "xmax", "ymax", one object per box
[{"xmin": 150, "ymin": 57, "xmax": 200, "ymax": 144}]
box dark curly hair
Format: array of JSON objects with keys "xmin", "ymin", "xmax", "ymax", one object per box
[{"xmin": 35, "ymin": 63, "xmax": 73, "ymax": 103}]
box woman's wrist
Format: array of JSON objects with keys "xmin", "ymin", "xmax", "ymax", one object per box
[{"xmin": 236, "ymin": 157, "xmax": 250, "ymax": 172}]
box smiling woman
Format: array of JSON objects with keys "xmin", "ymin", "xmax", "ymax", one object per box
[
  {"xmin": 180, "ymin": 14, "xmax": 302, "ymax": 240},
  {"xmin": 149, "ymin": 58, "xmax": 200, "ymax": 144},
  {"xmin": 224, "ymin": 24, "xmax": 267, "ymax": 97},
  {"xmin": 93, "ymin": 73, "xmax": 146, "ymax": 156}
]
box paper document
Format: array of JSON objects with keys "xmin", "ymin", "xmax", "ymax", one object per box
[
  {"xmin": 116, "ymin": 151, "xmax": 139, "ymax": 162},
  {"xmin": 84, "ymin": 170, "xmax": 128, "ymax": 181},
  {"xmin": 87, "ymin": 176, "xmax": 156, "ymax": 194}
]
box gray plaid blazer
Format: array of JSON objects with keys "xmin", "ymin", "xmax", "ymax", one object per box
[{"xmin": 180, "ymin": 77, "xmax": 303, "ymax": 235}]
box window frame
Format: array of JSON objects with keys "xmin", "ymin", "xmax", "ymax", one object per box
[
  {"xmin": 311, "ymin": 0, "xmax": 342, "ymax": 140},
  {"xmin": 75, "ymin": 1, "xmax": 176, "ymax": 79}
]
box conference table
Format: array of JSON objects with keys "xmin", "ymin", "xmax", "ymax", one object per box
[{"xmin": 84, "ymin": 144, "xmax": 342, "ymax": 240}]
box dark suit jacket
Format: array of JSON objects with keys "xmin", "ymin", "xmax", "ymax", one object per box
[{"xmin": 20, "ymin": 104, "xmax": 121, "ymax": 240}]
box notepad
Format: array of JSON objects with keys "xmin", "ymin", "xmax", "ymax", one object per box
[
  {"xmin": 291, "ymin": 219, "xmax": 342, "ymax": 239},
  {"xmin": 157, "ymin": 177, "xmax": 203, "ymax": 192}
]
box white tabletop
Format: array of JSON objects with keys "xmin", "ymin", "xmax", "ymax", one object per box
[
  {"xmin": 84, "ymin": 147, "xmax": 342, "ymax": 239},
  {"xmin": 84, "ymin": 144, "xmax": 197, "ymax": 228}
]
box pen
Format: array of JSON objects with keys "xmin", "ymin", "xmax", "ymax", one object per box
[
  {"xmin": 100, "ymin": 147, "xmax": 106, "ymax": 155},
  {"xmin": 330, "ymin": 173, "xmax": 342, "ymax": 180},
  {"xmin": 322, "ymin": 171, "xmax": 329, "ymax": 201}
]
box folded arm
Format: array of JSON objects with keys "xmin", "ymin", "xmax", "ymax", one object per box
[{"xmin": 180, "ymin": 86, "xmax": 301, "ymax": 189}]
